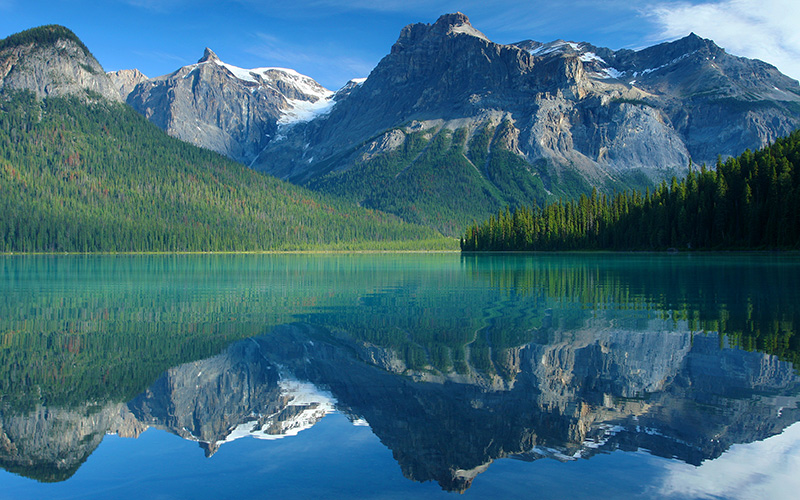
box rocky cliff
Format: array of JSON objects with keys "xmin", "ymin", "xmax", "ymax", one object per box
[
  {"xmin": 0, "ymin": 403, "xmax": 144, "ymax": 482},
  {"xmin": 127, "ymin": 335, "xmax": 335, "ymax": 457},
  {"xmin": 5, "ymin": 20, "xmax": 798, "ymax": 237},
  {"xmin": 0, "ymin": 25, "xmax": 122, "ymax": 102},
  {"xmin": 125, "ymin": 48, "xmax": 333, "ymax": 164},
  {"xmin": 253, "ymin": 324, "xmax": 800, "ymax": 492},
  {"xmin": 106, "ymin": 68, "xmax": 148, "ymax": 100},
  {"xmin": 257, "ymin": 13, "xmax": 800, "ymax": 181},
  {"xmin": 244, "ymin": 13, "xmax": 800, "ymax": 234}
]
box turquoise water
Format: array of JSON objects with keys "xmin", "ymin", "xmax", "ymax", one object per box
[{"xmin": 0, "ymin": 253, "xmax": 799, "ymax": 499}]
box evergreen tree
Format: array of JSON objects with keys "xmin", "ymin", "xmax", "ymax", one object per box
[{"xmin": 461, "ymin": 130, "xmax": 800, "ymax": 251}]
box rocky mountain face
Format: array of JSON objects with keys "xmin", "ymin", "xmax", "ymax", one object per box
[
  {"xmin": 2, "ymin": 322, "xmax": 798, "ymax": 491},
  {"xmin": 127, "ymin": 334, "xmax": 335, "ymax": 457},
  {"xmin": 106, "ymin": 68, "xmax": 148, "ymax": 101},
  {"xmin": 124, "ymin": 48, "xmax": 335, "ymax": 164},
  {"xmin": 243, "ymin": 13, "xmax": 800, "ymax": 234},
  {"xmin": 257, "ymin": 13, "xmax": 800, "ymax": 180},
  {"xmin": 0, "ymin": 25, "xmax": 122, "ymax": 102},
  {"xmin": 0, "ymin": 403, "xmax": 144, "ymax": 482},
  {"xmin": 4, "ymin": 19, "xmax": 799, "ymax": 236}
]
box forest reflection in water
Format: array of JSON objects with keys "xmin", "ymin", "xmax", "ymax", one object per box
[{"xmin": 0, "ymin": 253, "xmax": 798, "ymax": 496}]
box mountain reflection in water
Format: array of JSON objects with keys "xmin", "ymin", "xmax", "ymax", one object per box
[{"xmin": 0, "ymin": 254, "xmax": 798, "ymax": 494}]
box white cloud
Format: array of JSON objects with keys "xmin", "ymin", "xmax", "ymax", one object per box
[
  {"xmin": 655, "ymin": 421, "xmax": 800, "ymax": 499},
  {"xmin": 647, "ymin": 0, "xmax": 800, "ymax": 80}
]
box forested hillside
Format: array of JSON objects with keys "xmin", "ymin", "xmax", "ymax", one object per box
[
  {"xmin": 461, "ymin": 130, "xmax": 800, "ymax": 251},
  {"xmin": 306, "ymin": 123, "xmax": 649, "ymax": 236},
  {"xmin": 0, "ymin": 91, "xmax": 449, "ymax": 252}
]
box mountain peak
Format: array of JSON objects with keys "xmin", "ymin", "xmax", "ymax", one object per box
[
  {"xmin": 669, "ymin": 32, "xmax": 720, "ymax": 53},
  {"xmin": 0, "ymin": 24, "xmax": 123, "ymax": 102},
  {"xmin": 432, "ymin": 12, "xmax": 489, "ymax": 41},
  {"xmin": 433, "ymin": 12, "xmax": 471, "ymax": 28},
  {"xmin": 394, "ymin": 12, "xmax": 490, "ymax": 49},
  {"xmin": 198, "ymin": 47, "xmax": 220, "ymax": 63}
]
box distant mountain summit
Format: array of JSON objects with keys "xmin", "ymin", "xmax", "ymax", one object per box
[
  {"xmin": 243, "ymin": 13, "xmax": 800, "ymax": 234},
  {"xmin": 106, "ymin": 68, "xmax": 148, "ymax": 101},
  {"xmin": 0, "ymin": 25, "xmax": 122, "ymax": 102},
  {"xmin": 124, "ymin": 48, "xmax": 334, "ymax": 164},
  {"xmin": 258, "ymin": 12, "xmax": 800, "ymax": 178}
]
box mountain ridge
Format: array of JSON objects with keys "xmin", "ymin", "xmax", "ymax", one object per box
[
  {"xmin": 124, "ymin": 46, "xmax": 334, "ymax": 164},
  {"xmin": 0, "ymin": 25, "xmax": 449, "ymax": 252},
  {"xmin": 240, "ymin": 13, "xmax": 800, "ymax": 234},
  {"xmin": 3, "ymin": 18, "xmax": 800, "ymax": 238}
]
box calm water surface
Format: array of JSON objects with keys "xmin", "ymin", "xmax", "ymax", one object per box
[{"xmin": 1, "ymin": 253, "xmax": 799, "ymax": 499}]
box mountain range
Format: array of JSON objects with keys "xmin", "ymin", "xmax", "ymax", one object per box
[
  {"xmin": 0, "ymin": 25, "xmax": 444, "ymax": 252},
  {"xmin": 111, "ymin": 13, "xmax": 800, "ymax": 234},
  {"xmin": 2, "ymin": 14, "xmax": 800, "ymax": 239}
]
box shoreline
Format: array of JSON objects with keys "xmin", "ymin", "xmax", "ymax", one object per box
[{"xmin": 2, "ymin": 249, "xmax": 798, "ymax": 256}]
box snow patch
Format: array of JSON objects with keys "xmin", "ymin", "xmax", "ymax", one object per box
[
  {"xmin": 639, "ymin": 51, "xmax": 696, "ymax": 76},
  {"xmin": 601, "ymin": 67, "xmax": 624, "ymax": 79},
  {"xmin": 191, "ymin": 56, "xmax": 332, "ymax": 103},
  {"xmin": 220, "ymin": 62, "xmax": 258, "ymax": 83},
  {"xmin": 580, "ymin": 52, "xmax": 606, "ymax": 64},
  {"xmin": 579, "ymin": 424, "xmax": 625, "ymax": 454},
  {"xmin": 213, "ymin": 377, "xmax": 336, "ymax": 447},
  {"xmin": 278, "ymin": 97, "xmax": 336, "ymax": 126},
  {"xmin": 529, "ymin": 40, "xmax": 581, "ymax": 56}
]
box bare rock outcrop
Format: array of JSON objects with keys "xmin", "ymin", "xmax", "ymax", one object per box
[{"xmin": 0, "ymin": 25, "xmax": 122, "ymax": 102}]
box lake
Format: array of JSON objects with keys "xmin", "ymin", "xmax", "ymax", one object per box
[{"xmin": 1, "ymin": 253, "xmax": 799, "ymax": 499}]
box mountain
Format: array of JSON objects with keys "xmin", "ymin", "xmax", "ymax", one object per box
[
  {"xmin": 0, "ymin": 26, "xmax": 447, "ymax": 252},
  {"xmin": 0, "ymin": 25, "xmax": 122, "ymax": 102},
  {"xmin": 106, "ymin": 68, "xmax": 148, "ymax": 101},
  {"xmin": 243, "ymin": 13, "xmax": 800, "ymax": 235},
  {"xmin": 462, "ymin": 129, "xmax": 800, "ymax": 251},
  {"xmin": 124, "ymin": 48, "xmax": 336, "ymax": 165}
]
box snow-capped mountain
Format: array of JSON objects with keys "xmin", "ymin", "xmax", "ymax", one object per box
[
  {"xmin": 4, "ymin": 17, "xmax": 800, "ymax": 237},
  {"xmin": 244, "ymin": 13, "xmax": 800, "ymax": 234},
  {"xmin": 124, "ymin": 48, "xmax": 334, "ymax": 164}
]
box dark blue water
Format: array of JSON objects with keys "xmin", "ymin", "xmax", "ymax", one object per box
[{"xmin": 1, "ymin": 254, "xmax": 799, "ymax": 499}]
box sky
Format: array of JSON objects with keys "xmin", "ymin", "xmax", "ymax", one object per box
[{"xmin": 1, "ymin": 0, "xmax": 798, "ymax": 90}]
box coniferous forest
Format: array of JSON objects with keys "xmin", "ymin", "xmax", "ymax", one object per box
[
  {"xmin": 0, "ymin": 91, "xmax": 450, "ymax": 252},
  {"xmin": 461, "ymin": 130, "xmax": 800, "ymax": 251}
]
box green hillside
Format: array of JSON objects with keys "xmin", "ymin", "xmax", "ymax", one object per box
[
  {"xmin": 0, "ymin": 91, "xmax": 451, "ymax": 252},
  {"xmin": 306, "ymin": 122, "xmax": 651, "ymax": 236}
]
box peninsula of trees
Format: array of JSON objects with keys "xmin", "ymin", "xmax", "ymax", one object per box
[{"xmin": 461, "ymin": 130, "xmax": 800, "ymax": 251}]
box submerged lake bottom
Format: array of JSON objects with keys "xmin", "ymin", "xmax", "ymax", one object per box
[{"xmin": 0, "ymin": 253, "xmax": 799, "ymax": 499}]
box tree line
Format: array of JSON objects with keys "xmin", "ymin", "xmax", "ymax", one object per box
[{"xmin": 461, "ymin": 130, "xmax": 800, "ymax": 251}]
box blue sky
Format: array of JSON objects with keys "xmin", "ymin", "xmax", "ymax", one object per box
[{"xmin": 1, "ymin": 1, "xmax": 798, "ymax": 90}]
